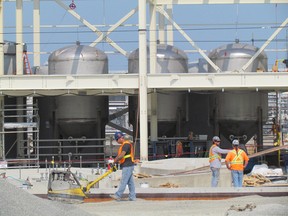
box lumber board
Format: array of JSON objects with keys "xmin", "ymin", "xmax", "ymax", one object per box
[{"xmin": 248, "ymin": 145, "xmax": 288, "ymax": 159}]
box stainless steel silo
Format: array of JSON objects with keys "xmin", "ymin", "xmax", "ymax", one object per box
[
  {"xmin": 48, "ymin": 42, "xmax": 108, "ymax": 75},
  {"xmin": 35, "ymin": 43, "xmax": 109, "ymax": 166},
  {"xmin": 208, "ymin": 43, "xmax": 267, "ymax": 72},
  {"xmin": 47, "ymin": 43, "xmax": 109, "ymax": 139},
  {"xmin": 208, "ymin": 42, "xmax": 268, "ymax": 145},
  {"xmin": 128, "ymin": 44, "xmax": 188, "ymax": 137}
]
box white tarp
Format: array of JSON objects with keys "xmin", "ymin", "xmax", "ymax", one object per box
[{"xmin": 251, "ymin": 164, "xmax": 283, "ymax": 176}]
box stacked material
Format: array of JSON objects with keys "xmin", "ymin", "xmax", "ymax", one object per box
[
  {"xmin": 0, "ymin": 179, "xmax": 93, "ymax": 216},
  {"xmin": 243, "ymin": 174, "xmax": 271, "ymax": 187}
]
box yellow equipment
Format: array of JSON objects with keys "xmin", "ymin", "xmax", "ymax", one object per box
[{"xmin": 47, "ymin": 164, "xmax": 117, "ymax": 203}]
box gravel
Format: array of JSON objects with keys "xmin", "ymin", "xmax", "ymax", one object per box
[{"xmin": 0, "ymin": 179, "xmax": 94, "ymax": 216}]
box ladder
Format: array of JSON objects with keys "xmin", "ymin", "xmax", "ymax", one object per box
[{"xmin": 23, "ymin": 51, "xmax": 32, "ymax": 75}]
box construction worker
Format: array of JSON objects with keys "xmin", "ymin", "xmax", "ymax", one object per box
[
  {"xmin": 271, "ymin": 118, "xmax": 281, "ymax": 146},
  {"xmin": 110, "ymin": 132, "xmax": 136, "ymax": 201},
  {"xmin": 187, "ymin": 131, "xmax": 195, "ymax": 157},
  {"xmin": 225, "ymin": 139, "xmax": 249, "ymax": 187},
  {"xmin": 175, "ymin": 141, "xmax": 183, "ymax": 157},
  {"xmin": 209, "ymin": 136, "xmax": 230, "ymax": 187},
  {"xmin": 283, "ymin": 149, "xmax": 288, "ymax": 175}
]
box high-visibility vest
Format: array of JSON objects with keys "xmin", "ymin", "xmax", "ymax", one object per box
[
  {"xmin": 117, "ymin": 141, "xmax": 135, "ymax": 164},
  {"xmin": 230, "ymin": 149, "xmax": 244, "ymax": 165},
  {"xmin": 209, "ymin": 144, "xmax": 221, "ymax": 163}
]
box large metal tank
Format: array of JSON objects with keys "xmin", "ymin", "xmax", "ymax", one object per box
[
  {"xmin": 3, "ymin": 41, "xmax": 27, "ymax": 75},
  {"xmin": 208, "ymin": 43, "xmax": 267, "ymax": 72},
  {"xmin": 47, "ymin": 43, "xmax": 109, "ymax": 138},
  {"xmin": 208, "ymin": 42, "xmax": 268, "ymax": 145},
  {"xmin": 128, "ymin": 44, "xmax": 188, "ymax": 137}
]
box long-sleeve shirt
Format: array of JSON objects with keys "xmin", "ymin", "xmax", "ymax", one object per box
[{"xmin": 209, "ymin": 145, "xmax": 230, "ymax": 169}]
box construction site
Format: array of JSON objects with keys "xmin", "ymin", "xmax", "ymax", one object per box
[{"xmin": 0, "ymin": 0, "xmax": 288, "ymax": 216}]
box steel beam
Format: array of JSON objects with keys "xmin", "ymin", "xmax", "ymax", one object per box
[
  {"xmin": 0, "ymin": 73, "xmax": 287, "ymax": 96},
  {"xmin": 16, "ymin": 0, "xmax": 23, "ymax": 75},
  {"xmin": 53, "ymin": 0, "xmax": 127, "ymax": 56},
  {"xmin": 0, "ymin": 0, "xmax": 3, "ymax": 76},
  {"xmin": 33, "ymin": 0, "xmax": 40, "ymax": 67},
  {"xmin": 155, "ymin": 0, "xmax": 288, "ymax": 4},
  {"xmin": 139, "ymin": 0, "xmax": 149, "ymax": 161}
]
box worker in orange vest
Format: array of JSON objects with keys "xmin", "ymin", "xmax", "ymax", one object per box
[
  {"xmin": 110, "ymin": 132, "xmax": 136, "ymax": 201},
  {"xmin": 175, "ymin": 141, "xmax": 183, "ymax": 157},
  {"xmin": 209, "ymin": 136, "xmax": 230, "ymax": 187},
  {"xmin": 225, "ymin": 139, "xmax": 249, "ymax": 187},
  {"xmin": 271, "ymin": 118, "xmax": 281, "ymax": 146}
]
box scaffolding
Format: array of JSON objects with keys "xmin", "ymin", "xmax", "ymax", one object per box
[{"xmin": 0, "ymin": 99, "xmax": 39, "ymax": 168}]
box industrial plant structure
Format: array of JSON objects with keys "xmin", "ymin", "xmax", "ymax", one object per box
[{"xmin": 0, "ymin": 0, "xmax": 287, "ymax": 169}]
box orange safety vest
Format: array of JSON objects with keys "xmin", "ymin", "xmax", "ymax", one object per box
[
  {"xmin": 117, "ymin": 140, "xmax": 135, "ymax": 164},
  {"xmin": 209, "ymin": 144, "xmax": 221, "ymax": 163},
  {"xmin": 226, "ymin": 149, "xmax": 248, "ymax": 171}
]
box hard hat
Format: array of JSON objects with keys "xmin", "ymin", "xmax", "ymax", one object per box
[
  {"xmin": 232, "ymin": 139, "xmax": 239, "ymax": 145},
  {"xmin": 114, "ymin": 132, "xmax": 124, "ymax": 141},
  {"xmin": 212, "ymin": 136, "xmax": 221, "ymax": 142}
]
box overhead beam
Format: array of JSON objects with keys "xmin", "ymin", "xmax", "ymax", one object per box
[
  {"xmin": 0, "ymin": 73, "xmax": 287, "ymax": 96},
  {"xmin": 155, "ymin": 0, "xmax": 288, "ymax": 4},
  {"xmin": 90, "ymin": 7, "xmax": 138, "ymax": 47}
]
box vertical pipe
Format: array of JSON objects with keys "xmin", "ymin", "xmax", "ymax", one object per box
[
  {"xmin": 0, "ymin": 0, "xmax": 4, "ymax": 76},
  {"xmin": 149, "ymin": 2, "xmax": 158, "ymax": 142},
  {"xmin": 16, "ymin": 0, "xmax": 23, "ymax": 75},
  {"xmin": 138, "ymin": 0, "xmax": 148, "ymax": 161},
  {"xmin": 0, "ymin": 1, "xmax": 4, "ymax": 160},
  {"xmin": 17, "ymin": 97, "xmax": 24, "ymax": 157},
  {"xmin": 257, "ymin": 106, "xmax": 263, "ymax": 152},
  {"xmin": 0, "ymin": 98, "xmax": 4, "ymax": 160},
  {"xmin": 33, "ymin": 0, "xmax": 40, "ymax": 67}
]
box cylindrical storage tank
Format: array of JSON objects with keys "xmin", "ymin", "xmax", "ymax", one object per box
[
  {"xmin": 128, "ymin": 44, "xmax": 188, "ymax": 137},
  {"xmin": 3, "ymin": 41, "xmax": 27, "ymax": 75},
  {"xmin": 128, "ymin": 44, "xmax": 188, "ymax": 74},
  {"xmin": 208, "ymin": 43, "xmax": 268, "ymax": 145},
  {"xmin": 48, "ymin": 42, "xmax": 108, "ymax": 75},
  {"xmin": 47, "ymin": 43, "xmax": 109, "ymax": 139},
  {"xmin": 208, "ymin": 43, "xmax": 267, "ymax": 72}
]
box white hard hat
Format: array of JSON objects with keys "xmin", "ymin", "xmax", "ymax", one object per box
[
  {"xmin": 232, "ymin": 139, "xmax": 239, "ymax": 145},
  {"xmin": 212, "ymin": 136, "xmax": 220, "ymax": 142}
]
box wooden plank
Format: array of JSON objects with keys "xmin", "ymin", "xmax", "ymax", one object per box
[{"xmin": 248, "ymin": 145, "xmax": 288, "ymax": 159}]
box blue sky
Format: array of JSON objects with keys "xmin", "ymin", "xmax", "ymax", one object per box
[{"xmin": 3, "ymin": 0, "xmax": 288, "ymax": 71}]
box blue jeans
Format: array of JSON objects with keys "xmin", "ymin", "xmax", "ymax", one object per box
[
  {"xmin": 231, "ymin": 170, "xmax": 244, "ymax": 187},
  {"xmin": 115, "ymin": 165, "xmax": 136, "ymax": 200},
  {"xmin": 210, "ymin": 167, "xmax": 220, "ymax": 187}
]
